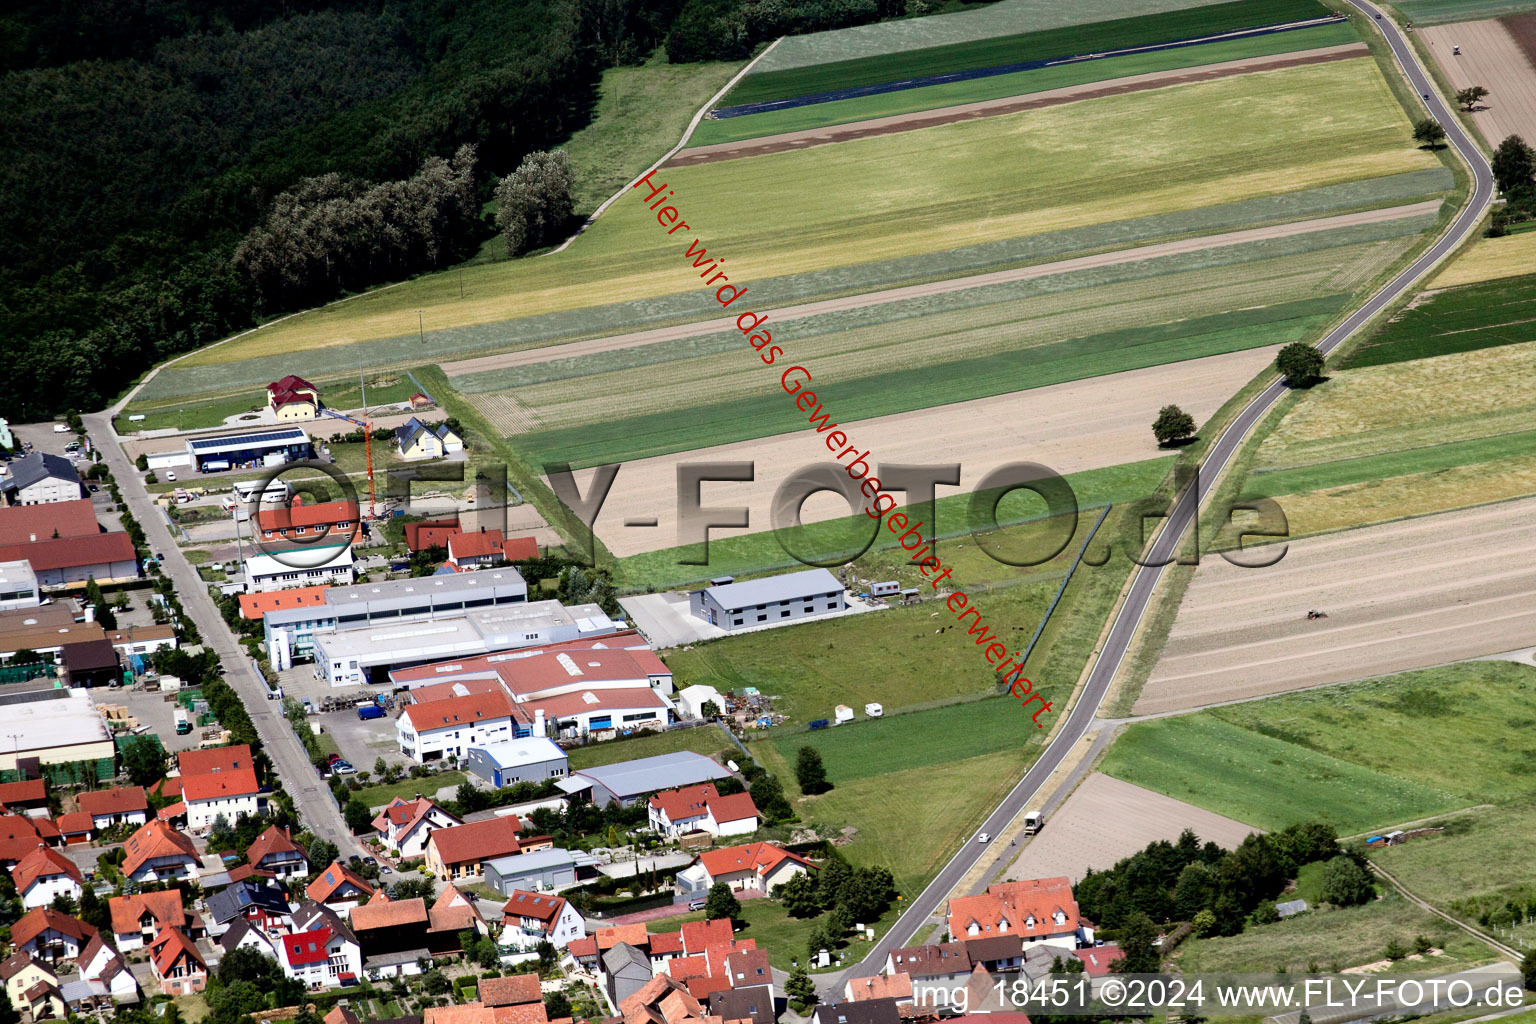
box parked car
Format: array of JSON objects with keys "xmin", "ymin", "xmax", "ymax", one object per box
[
  {"xmin": 165, "ymin": 471, "xmax": 176, "ymax": 481},
  {"xmin": 333, "ymin": 764, "xmax": 357, "ymax": 775},
  {"xmin": 688, "ymin": 899, "xmax": 706, "ymax": 911},
  {"xmin": 88, "ymin": 484, "xmax": 99, "ymax": 492},
  {"xmin": 327, "ymin": 752, "xmax": 343, "ymax": 764}
]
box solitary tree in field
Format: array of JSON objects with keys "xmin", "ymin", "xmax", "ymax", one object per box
[
  {"xmin": 1492, "ymin": 134, "xmax": 1536, "ymax": 194},
  {"xmin": 795, "ymin": 745, "xmax": 831, "ymax": 795},
  {"xmin": 1151, "ymin": 404, "xmax": 1197, "ymax": 447},
  {"xmin": 1412, "ymin": 118, "xmax": 1446, "ymax": 147},
  {"xmin": 1276, "ymin": 342, "xmax": 1325, "ymax": 387},
  {"xmin": 1456, "ymin": 85, "xmax": 1489, "ymax": 111}
]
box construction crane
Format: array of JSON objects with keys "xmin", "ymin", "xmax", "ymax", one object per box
[{"xmin": 320, "ymin": 369, "xmax": 379, "ymax": 517}]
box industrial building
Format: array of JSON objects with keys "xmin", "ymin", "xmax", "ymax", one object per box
[
  {"xmin": 0, "ymin": 688, "xmax": 116, "ymax": 782},
  {"xmin": 564, "ymin": 752, "xmax": 734, "ymax": 808},
  {"xmin": 483, "ymin": 848, "xmax": 597, "ymax": 896},
  {"xmin": 465, "ymin": 738, "xmax": 569, "ymax": 788},
  {"xmin": 0, "ymin": 533, "xmax": 139, "ymax": 589},
  {"xmin": 261, "ymin": 568, "xmax": 529, "ymax": 667},
  {"xmin": 242, "ymin": 543, "xmax": 355, "ymax": 593},
  {"xmin": 178, "ymin": 427, "xmax": 313, "ymax": 473},
  {"xmin": 689, "ymin": 568, "xmax": 845, "ymax": 630},
  {"xmin": 0, "ymin": 562, "xmax": 41, "ymax": 611},
  {"xmin": 311, "ymin": 600, "xmax": 618, "ymax": 687}
]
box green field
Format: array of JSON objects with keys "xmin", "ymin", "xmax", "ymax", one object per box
[
  {"xmin": 1241, "ymin": 427, "xmax": 1536, "ymax": 499},
  {"xmin": 122, "ymin": 372, "xmax": 423, "ymax": 432},
  {"xmin": 616, "ymin": 457, "xmax": 1171, "ymax": 590},
  {"xmin": 1101, "ymin": 662, "xmax": 1536, "ymax": 831},
  {"xmin": 725, "ymin": 0, "xmax": 1329, "ymax": 107},
  {"xmin": 566, "ymin": 725, "xmax": 740, "ymax": 770},
  {"xmin": 689, "ymin": 21, "xmax": 1359, "ymax": 146},
  {"xmin": 1340, "ymin": 273, "xmax": 1536, "ymax": 368},
  {"xmin": 1391, "ymin": 0, "xmax": 1536, "ymax": 24},
  {"xmin": 157, "ymin": 57, "xmax": 1434, "ymax": 387}
]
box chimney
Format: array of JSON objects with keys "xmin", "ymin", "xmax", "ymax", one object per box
[
  {"xmin": 534, "ymin": 709, "xmax": 546, "ymax": 738},
  {"xmin": 29, "ymin": 534, "xmax": 36, "ymax": 543}
]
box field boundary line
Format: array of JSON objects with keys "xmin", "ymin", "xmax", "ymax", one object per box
[
  {"xmin": 1018, "ymin": 504, "xmax": 1113, "ymax": 672},
  {"xmin": 542, "ymin": 39, "xmax": 785, "ymax": 258},
  {"xmin": 1368, "ymin": 860, "xmax": 1522, "ymax": 960}
]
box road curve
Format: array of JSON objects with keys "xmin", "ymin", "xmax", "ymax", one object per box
[{"xmin": 838, "ymin": 1, "xmax": 1492, "ymax": 986}]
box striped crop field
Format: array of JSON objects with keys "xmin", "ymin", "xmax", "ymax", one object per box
[
  {"xmin": 158, "ymin": 57, "xmax": 1435, "ymax": 393},
  {"xmin": 484, "ymin": 231, "xmax": 1428, "ymax": 466},
  {"xmin": 689, "ymin": 21, "xmax": 1360, "ymax": 147},
  {"xmin": 722, "ymin": 0, "xmax": 1331, "ymax": 109},
  {"xmin": 1392, "ymin": 0, "xmax": 1536, "ymax": 24}
]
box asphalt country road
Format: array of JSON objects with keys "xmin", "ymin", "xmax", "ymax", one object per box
[
  {"xmin": 835, "ymin": 0, "xmax": 1493, "ymax": 988},
  {"xmin": 83, "ymin": 410, "xmax": 363, "ymax": 859}
]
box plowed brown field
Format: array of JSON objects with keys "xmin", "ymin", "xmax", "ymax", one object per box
[{"xmin": 1421, "ymin": 18, "xmax": 1536, "ymax": 145}]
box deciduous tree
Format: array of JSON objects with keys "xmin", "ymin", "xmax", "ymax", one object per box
[
  {"xmin": 1276, "ymin": 342, "xmax": 1324, "ymax": 386},
  {"xmin": 495, "ymin": 150, "xmax": 574, "ymax": 256},
  {"xmin": 795, "ymin": 746, "xmax": 830, "ymax": 794},
  {"xmin": 1151, "ymin": 404, "xmax": 1196, "ymax": 447},
  {"xmin": 1413, "ymin": 118, "xmax": 1446, "ymax": 147},
  {"xmin": 1493, "ymin": 135, "xmax": 1536, "ymax": 194},
  {"xmin": 1456, "ymin": 85, "xmax": 1489, "ymax": 111},
  {"xmin": 704, "ymin": 881, "xmax": 741, "ymax": 923}
]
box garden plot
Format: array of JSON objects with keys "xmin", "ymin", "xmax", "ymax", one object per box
[
  {"xmin": 1135, "ymin": 496, "xmax": 1536, "ymax": 715},
  {"xmin": 1421, "ymin": 17, "xmax": 1536, "ymax": 146},
  {"xmin": 582, "ymin": 346, "xmax": 1278, "ymax": 558},
  {"xmin": 1003, "ymin": 772, "xmax": 1258, "ymax": 883}
]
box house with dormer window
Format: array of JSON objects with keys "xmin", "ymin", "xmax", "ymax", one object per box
[{"xmin": 944, "ymin": 876, "xmax": 1085, "ymax": 952}]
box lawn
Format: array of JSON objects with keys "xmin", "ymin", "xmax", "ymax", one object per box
[
  {"xmin": 689, "ymin": 21, "xmax": 1358, "ymax": 146},
  {"xmin": 1174, "ymin": 890, "xmax": 1495, "ymax": 973},
  {"xmin": 723, "ymin": 0, "xmax": 1328, "ymax": 107},
  {"xmin": 1101, "ymin": 662, "xmax": 1536, "ymax": 832},
  {"xmin": 1340, "ymin": 273, "xmax": 1536, "ymax": 369},
  {"xmin": 561, "ymin": 53, "xmax": 745, "ymax": 214},
  {"xmin": 616, "ymin": 457, "xmax": 1172, "ymax": 590},
  {"xmin": 566, "ymin": 726, "xmax": 740, "ymax": 771},
  {"xmin": 351, "ymin": 771, "xmax": 466, "ymax": 809},
  {"xmin": 121, "ymin": 371, "xmax": 424, "ymax": 431},
  {"xmin": 169, "ymin": 57, "xmax": 1434, "ymax": 374}
]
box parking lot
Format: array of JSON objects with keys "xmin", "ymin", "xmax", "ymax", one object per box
[
  {"xmin": 277, "ymin": 663, "xmax": 414, "ymax": 774},
  {"xmin": 6, "ymin": 420, "xmax": 124, "ymax": 530}
]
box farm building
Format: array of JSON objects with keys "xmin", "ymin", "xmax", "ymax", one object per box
[
  {"xmin": 266, "ymin": 376, "xmax": 321, "ymax": 421},
  {"xmin": 259, "ymin": 568, "xmax": 528, "ymax": 668},
  {"xmin": 184, "ymin": 427, "xmax": 312, "ymax": 473},
  {"xmin": 566, "ymin": 752, "xmax": 733, "ymax": 808},
  {"xmin": 688, "ymin": 568, "xmax": 845, "ymax": 630},
  {"xmin": 2, "ymin": 454, "xmax": 82, "ymax": 506},
  {"xmin": 465, "ymin": 738, "xmax": 569, "ymax": 788}
]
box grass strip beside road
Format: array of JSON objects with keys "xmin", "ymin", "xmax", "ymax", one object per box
[{"xmin": 1241, "ymin": 427, "xmax": 1536, "ymax": 498}]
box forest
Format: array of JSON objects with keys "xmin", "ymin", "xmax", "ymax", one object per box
[{"xmin": 1, "ymin": 0, "xmax": 948, "ymax": 422}]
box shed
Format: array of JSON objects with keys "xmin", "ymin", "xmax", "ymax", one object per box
[
  {"xmin": 464, "ymin": 738, "xmax": 569, "ymax": 788},
  {"xmin": 572, "ymin": 751, "xmax": 732, "ymax": 808}
]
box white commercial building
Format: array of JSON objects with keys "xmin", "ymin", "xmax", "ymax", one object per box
[
  {"xmin": 243, "ymin": 544, "xmax": 355, "ymax": 593},
  {"xmin": 311, "ymin": 600, "xmax": 617, "ymax": 688},
  {"xmin": 0, "ymin": 689, "xmax": 115, "ymax": 777},
  {"xmin": 396, "ymin": 690, "xmax": 519, "ymax": 763},
  {"xmin": 688, "ymin": 568, "xmax": 845, "ymax": 630},
  {"xmin": 0, "ymin": 561, "xmax": 41, "ymax": 611},
  {"xmin": 2, "ymin": 454, "xmax": 83, "ymax": 505}
]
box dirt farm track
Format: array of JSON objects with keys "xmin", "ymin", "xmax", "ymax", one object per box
[
  {"xmin": 1420, "ymin": 16, "xmax": 1536, "ymax": 147},
  {"xmin": 1002, "ymin": 772, "xmax": 1258, "ymax": 883},
  {"xmin": 1134, "ymin": 495, "xmax": 1536, "ymax": 716}
]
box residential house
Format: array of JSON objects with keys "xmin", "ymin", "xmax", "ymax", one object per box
[
  {"xmin": 281, "ymin": 902, "xmax": 362, "ymax": 989},
  {"xmin": 679, "ymin": 919, "xmax": 733, "ymax": 956},
  {"xmin": 811, "ymin": 999, "xmax": 903, "ymax": 1024},
  {"xmin": 961, "ymin": 935, "xmax": 1026, "ymax": 973},
  {"xmin": 425, "ymin": 816, "xmax": 552, "ymax": 880},
  {"xmin": 77, "ymin": 786, "xmax": 149, "ymax": 830},
  {"xmin": 149, "ymin": 927, "xmax": 208, "ymax": 996},
  {"xmin": 75, "ymin": 933, "xmax": 140, "ymax": 1006},
  {"xmin": 404, "ymin": 517, "xmax": 461, "ymax": 553},
  {"xmin": 882, "ymin": 944, "xmax": 972, "ymax": 988},
  {"xmin": 121, "ymin": 820, "xmax": 199, "ymax": 882},
  {"xmin": 182, "ymin": 764, "xmax": 264, "ymax": 833},
  {"xmin": 207, "ymin": 879, "xmax": 293, "ymax": 934},
  {"xmin": 2, "ymin": 454, "xmax": 81, "ymax": 506},
  {"xmin": 11, "ymin": 908, "xmax": 96, "ymax": 964},
  {"xmin": 108, "ymin": 890, "xmax": 192, "ymax": 952},
  {"xmin": 1072, "ymin": 944, "xmax": 1123, "ymax": 976},
  {"xmin": 427, "ymin": 886, "xmax": 490, "ymax": 952},
  {"xmin": 267, "ymin": 376, "xmax": 321, "ymax": 421},
  {"xmin": 708, "ymin": 986, "xmax": 777, "ymax": 1024},
  {"xmin": 0, "ymin": 952, "xmax": 56, "ymax": 1012},
  {"xmin": 396, "ymin": 419, "xmax": 463, "ymax": 462},
  {"xmin": 247, "ymin": 824, "xmax": 310, "ymax": 878},
  {"xmin": 499, "ymin": 890, "xmax": 585, "ymax": 951},
  {"xmin": 372, "ymin": 797, "xmax": 462, "ymax": 860},
  {"xmin": 349, "ymin": 895, "xmax": 430, "ymax": 960},
  {"xmin": 21, "ymin": 978, "xmax": 64, "ymax": 1020},
  {"xmin": 945, "ymin": 877, "xmax": 1082, "ymax": 950},
  {"xmin": 478, "ymin": 973, "xmax": 542, "ymax": 1007},
  {"xmin": 306, "ymin": 861, "xmax": 376, "ymax": 908},
  {"xmin": 0, "ymin": 815, "xmax": 59, "ymax": 867},
  {"xmin": 446, "ymin": 530, "xmax": 538, "ymax": 571},
  {"xmin": 617, "ymin": 974, "xmax": 701, "ymax": 1024},
  {"xmin": 0, "ymin": 779, "xmax": 49, "ymax": 816},
  {"xmin": 843, "ymin": 974, "xmax": 913, "ymax": 1007},
  {"xmin": 602, "ymin": 942, "xmax": 654, "ymax": 1009},
  {"xmin": 674, "ymin": 842, "xmax": 813, "ymax": 899},
  {"xmin": 647, "ymin": 785, "xmax": 759, "ymax": 839},
  {"xmin": 256, "ymin": 499, "xmax": 360, "ymax": 548},
  {"xmin": 397, "ymin": 690, "xmax": 519, "ymax": 764},
  {"xmin": 12, "ymin": 845, "xmax": 83, "ymax": 909}
]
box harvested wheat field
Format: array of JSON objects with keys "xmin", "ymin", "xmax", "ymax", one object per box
[
  {"xmin": 1135, "ymin": 496, "xmax": 1536, "ymax": 715},
  {"xmin": 575, "ymin": 346, "xmax": 1278, "ymax": 557},
  {"xmin": 1003, "ymin": 772, "xmax": 1258, "ymax": 883},
  {"xmin": 1421, "ymin": 17, "xmax": 1536, "ymax": 145}
]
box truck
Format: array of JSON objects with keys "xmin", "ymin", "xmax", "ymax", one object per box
[
  {"xmin": 1023, "ymin": 811, "xmax": 1045, "ymax": 836},
  {"xmin": 174, "ymin": 708, "xmax": 191, "ymax": 735},
  {"xmin": 357, "ymin": 704, "xmax": 385, "ymax": 721}
]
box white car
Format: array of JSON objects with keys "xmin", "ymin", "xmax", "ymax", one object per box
[
  {"xmin": 165, "ymin": 471, "xmax": 177, "ymax": 482},
  {"xmin": 977, "ymin": 833, "xmax": 991, "ymax": 844}
]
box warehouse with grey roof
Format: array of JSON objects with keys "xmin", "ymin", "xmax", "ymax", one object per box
[
  {"xmin": 565, "ymin": 751, "xmax": 733, "ymax": 807},
  {"xmin": 688, "ymin": 567, "xmax": 844, "ymax": 630}
]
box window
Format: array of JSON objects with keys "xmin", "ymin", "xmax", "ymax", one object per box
[
  {"xmin": 756, "ymin": 614, "xmax": 767, "ymax": 622},
  {"xmin": 780, "ymin": 610, "xmax": 790, "ymax": 617}
]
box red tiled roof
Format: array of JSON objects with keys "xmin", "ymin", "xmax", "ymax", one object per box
[
  {"xmin": 349, "ymin": 895, "xmax": 428, "ymax": 931},
  {"xmin": 247, "ymin": 825, "xmax": 305, "ymax": 867},
  {"xmin": 597, "ymin": 924, "xmax": 649, "ymax": 950},
  {"xmin": 527, "ymin": 687, "xmax": 669, "ymax": 718},
  {"xmin": 227, "ymin": 864, "xmax": 275, "ymax": 884},
  {"xmin": 1071, "ymin": 944, "xmax": 1122, "ymax": 976},
  {"xmin": 501, "ymin": 890, "xmax": 567, "ymax": 926},
  {"xmin": 649, "ymin": 784, "xmax": 716, "ymax": 822},
  {"xmin": 0, "ymin": 816, "xmax": 52, "ymax": 863},
  {"xmin": 449, "ymin": 530, "xmax": 506, "ymax": 561},
  {"xmin": 0, "ymin": 532, "xmax": 134, "ymax": 573},
  {"xmin": 176, "ymin": 745, "xmax": 251, "ymax": 776},
  {"xmin": 680, "ymin": 919, "xmax": 733, "ymax": 956},
  {"xmin": 403, "ymin": 690, "xmax": 516, "ymax": 733},
  {"xmin": 282, "ymin": 927, "xmax": 336, "ymax": 967},
  {"xmin": 0, "ymin": 501, "xmax": 101, "ymax": 545},
  {"xmin": 57, "ymin": 812, "xmax": 93, "ymax": 836},
  {"xmin": 238, "ymin": 586, "xmax": 329, "ymax": 619},
  {"xmin": 501, "ymin": 536, "xmax": 538, "ymax": 561},
  {"xmin": 566, "ymin": 936, "xmax": 596, "ymax": 958},
  {"xmin": 158, "ymin": 801, "xmax": 187, "ymax": 820},
  {"xmin": 257, "ymin": 499, "xmax": 359, "ymax": 533},
  {"xmin": 268, "ymin": 375, "xmax": 318, "ymax": 395},
  {"xmin": 648, "ymin": 930, "xmax": 684, "ymax": 956},
  {"xmin": 121, "ymin": 821, "xmax": 197, "ymax": 878},
  {"xmin": 0, "ymin": 780, "xmax": 47, "ymax": 806},
  {"xmin": 305, "ymin": 861, "xmax": 375, "ymax": 904},
  {"xmin": 181, "ymin": 767, "xmax": 259, "ymax": 803},
  {"xmin": 695, "ymin": 843, "xmax": 809, "ymax": 882},
  {"xmin": 847, "ymin": 972, "xmax": 913, "ymax": 1002},
  {"xmin": 12, "ymin": 845, "xmax": 81, "ymax": 893},
  {"xmin": 494, "ymin": 647, "xmax": 669, "ymax": 697},
  {"xmin": 77, "ymin": 786, "xmax": 148, "ymax": 817},
  {"xmin": 427, "ymin": 816, "xmax": 526, "ymax": 867},
  {"xmin": 150, "ymin": 927, "xmax": 205, "ymax": 978},
  {"xmin": 405, "ymin": 518, "xmax": 461, "ymax": 552},
  {"xmin": 706, "ymin": 792, "xmax": 758, "ymax": 825},
  {"xmin": 947, "ymin": 877, "xmax": 1079, "ymax": 940},
  {"xmin": 12, "ymin": 907, "xmax": 95, "ymax": 949},
  {"xmin": 479, "ymin": 973, "xmax": 542, "ymax": 1007}
]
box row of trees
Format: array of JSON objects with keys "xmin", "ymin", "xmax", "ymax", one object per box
[{"xmin": 666, "ymin": 0, "xmax": 906, "ymax": 62}]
